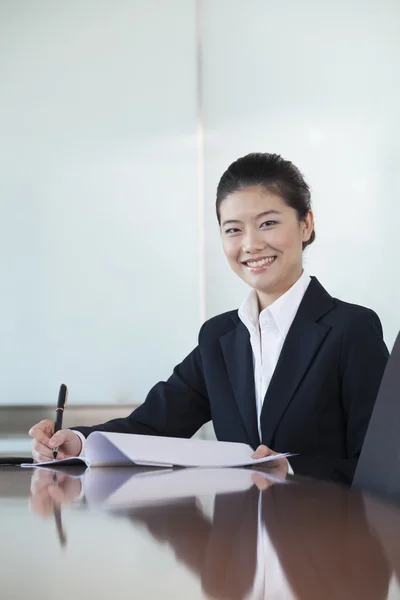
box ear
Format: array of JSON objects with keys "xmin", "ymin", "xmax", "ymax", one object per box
[{"xmin": 301, "ymin": 210, "xmax": 314, "ymax": 242}]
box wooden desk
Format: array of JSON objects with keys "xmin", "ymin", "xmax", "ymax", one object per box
[{"xmin": 0, "ymin": 466, "xmax": 399, "ymax": 600}]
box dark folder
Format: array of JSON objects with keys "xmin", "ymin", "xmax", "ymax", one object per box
[{"xmin": 0, "ymin": 456, "xmax": 34, "ymax": 466}]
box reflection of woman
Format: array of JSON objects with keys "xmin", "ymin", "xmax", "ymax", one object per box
[
  {"xmin": 30, "ymin": 153, "xmax": 388, "ymax": 483},
  {"xmin": 262, "ymin": 483, "xmax": 391, "ymax": 600},
  {"xmin": 28, "ymin": 470, "xmax": 392, "ymax": 600},
  {"xmin": 128, "ymin": 491, "xmax": 259, "ymax": 600},
  {"xmin": 128, "ymin": 483, "xmax": 390, "ymax": 600}
]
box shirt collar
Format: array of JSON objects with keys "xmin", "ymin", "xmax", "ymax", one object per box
[{"xmin": 238, "ymin": 271, "xmax": 311, "ymax": 337}]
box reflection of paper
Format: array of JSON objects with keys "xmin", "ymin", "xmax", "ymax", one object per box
[
  {"xmin": 23, "ymin": 463, "xmax": 88, "ymax": 477},
  {"xmin": 84, "ymin": 467, "xmax": 289, "ymax": 510},
  {"xmin": 21, "ymin": 431, "xmax": 293, "ymax": 469}
]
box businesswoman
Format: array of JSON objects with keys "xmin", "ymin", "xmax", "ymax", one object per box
[{"xmin": 30, "ymin": 153, "xmax": 389, "ymax": 483}]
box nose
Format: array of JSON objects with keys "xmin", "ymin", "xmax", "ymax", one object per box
[{"xmin": 242, "ymin": 228, "xmax": 266, "ymax": 254}]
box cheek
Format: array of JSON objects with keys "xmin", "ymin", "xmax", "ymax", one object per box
[
  {"xmin": 222, "ymin": 239, "xmax": 239, "ymax": 262},
  {"xmin": 272, "ymin": 227, "xmax": 303, "ymax": 253}
]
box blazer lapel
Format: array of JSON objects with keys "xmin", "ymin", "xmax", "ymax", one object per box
[
  {"xmin": 260, "ymin": 278, "xmax": 334, "ymax": 446},
  {"xmin": 220, "ymin": 321, "xmax": 261, "ymax": 449}
]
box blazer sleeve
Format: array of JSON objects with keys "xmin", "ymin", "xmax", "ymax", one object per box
[
  {"xmin": 72, "ymin": 325, "xmax": 211, "ymax": 439},
  {"xmin": 289, "ymin": 309, "xmax": 389, "ymax": 483}
]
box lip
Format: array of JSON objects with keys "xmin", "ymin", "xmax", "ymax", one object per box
[
  {"xmin": 241, "ymin": 256, "xmax": 276, "ymax": 265},
  {"xmin": 241, "ymin": 255, "xmax": 277, "ymax": 273}
]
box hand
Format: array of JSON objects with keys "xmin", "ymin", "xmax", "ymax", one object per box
[
  {"xmin": 29, "ymin": 419, "xmax": 82, "ymax": 462},
  {"xmin": 251, "ymin": 444, "xmax": 289, "ymax": 479},
  {"xmin": 251, "ymin": 472, "xmax": 278, "ymax": 491},
  {"xmin": 29, "ymin": 469, "xmax": 82, "ymax": 517}
]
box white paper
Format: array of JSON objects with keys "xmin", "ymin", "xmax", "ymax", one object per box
[
  {"xmin": 21, "ymin": 457, "xmax": 89, "ymax": 468},
  {"xmin": 21, "ymin": 431, "xmax": 292, "ymax": 469}
]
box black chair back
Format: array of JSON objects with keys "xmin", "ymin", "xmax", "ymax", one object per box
[{"xmin": 353, "ymin": 332, "xmax": 400, "ymax": 503}]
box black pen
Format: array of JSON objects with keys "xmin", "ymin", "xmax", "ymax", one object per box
[{"xmin": 53, "ymin": 384, "xmax": 68, "ymax": 460}]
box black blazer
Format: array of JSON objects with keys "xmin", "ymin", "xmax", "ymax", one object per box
[{"xmin": 75, "ymin": 277, "xmax": 389, "ymax": 483}]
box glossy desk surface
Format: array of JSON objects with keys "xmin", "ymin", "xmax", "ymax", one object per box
[{"xmin": 1, "ymin": 465, "xmax": 400, "ymax": 600}]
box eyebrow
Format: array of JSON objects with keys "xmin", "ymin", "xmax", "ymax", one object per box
[{"xmin": 221, "ymin": 210, "xmax": 281, "ymax": 228}]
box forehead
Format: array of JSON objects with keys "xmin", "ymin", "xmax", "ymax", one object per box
[{"xmin": 219, "ymin": 185, "xmax": 288, "ymax": 220}]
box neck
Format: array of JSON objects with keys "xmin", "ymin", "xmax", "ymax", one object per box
[{"xmin": 256, "ymin": 270, "xmax": 303, "ymax": 311}]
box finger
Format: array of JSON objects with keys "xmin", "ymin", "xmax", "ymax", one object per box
[
  {"xmin": 32, "ymin": 440, "xmax": 54, "ymax": 459},
  {"xmin": 32, "ymin": 441, "xmax": 67, "ymax": 460},
  {"xmin": 252, "ymin": 445, "xmax": 272, "ymax": 459},
  {"xmin": 55, "ymin": 474, "xmax": 67, "ymax": 485},
  {"xmin": 48, "ymin": 484, "xmax": 68, "ymax": 504},
  {"xmin": 29, "ymin": 420, "xmax": 54, "ymax": 445},
  {"xmin": 251, "ymin": 473, "xmax": 275, "ymax": 491},
  {"xmin": 32, "ymin": 450, "xmax": 53, "ymax": 463},
  {"xmin": 49, "ymin": 429, "xmax": 71, "ymax": 449},
  {"xmin": 263, "ymin": 457, "xmax": 288, "ymax": 471},
  {"xmin": 29, "ymin": 493, "xmax": 54, "ymax": 517},
  {"xmin": 30, "ymin": 470, "xmax": 54, "ymax": 494},
  {"xmin": 31, "ymin": 472, "xmax": 65, "ymax": 493},
  {"xmin": 48, "ymin": 482, "xmax": 79, "ymax": 506},
  {"xmin": 32, "ymin": 449, "xmax": 67, "ymax": 463}
]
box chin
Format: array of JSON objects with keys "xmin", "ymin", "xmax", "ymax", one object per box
[{"xmin": 252, "ymin": 274, "xmax": 290, "ymax": 298}]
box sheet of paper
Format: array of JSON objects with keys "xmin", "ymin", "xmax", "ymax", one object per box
[
  {"xmin": 85, "ymin": 431, "xmax": 293, "ymax": 468},
  {"xmin": 21, "ymin": 457, "xmax": 89, "ymax": 468}
]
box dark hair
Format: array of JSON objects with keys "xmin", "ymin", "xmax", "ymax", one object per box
[{"xmin": 216, "ymin": 152, "xmax": 315, "ymax": 249}]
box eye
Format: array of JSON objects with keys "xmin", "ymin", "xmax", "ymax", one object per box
[
  {"xmin": 260, "ymin": 220, "xmax": 277, "ymax": 228},
  {"xmin": 224, "ymin": 227, "xmax": 241, "ymax": 235}
]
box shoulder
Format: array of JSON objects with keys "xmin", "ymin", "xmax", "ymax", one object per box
[
  {"xmin": 309, "ymin": 277, "xmax": 383, "ymax": 332},
  {"xmin": 325, "ymin": 297, "xmax": 386, "ymax": 354},
  {"xmin": 330, "ymin": 298, "xmax": 383, "ymax": 332},
  {"xmin": 198, "ymin": 309, "xmax": 239, "ymax": 342}
]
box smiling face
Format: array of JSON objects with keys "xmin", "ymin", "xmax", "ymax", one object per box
[{"xmin": 219, "ymin": 185, "xmax": 314, "ymax": 308}]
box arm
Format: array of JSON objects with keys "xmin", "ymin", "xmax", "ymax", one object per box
[{"xmin": 289, "ymin": 309, "xmax": 389, "ymax": 483}]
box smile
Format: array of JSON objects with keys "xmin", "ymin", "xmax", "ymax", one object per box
[{"xmin": 242, "ymin": 256, "xmax": 277, "ymax": 272}]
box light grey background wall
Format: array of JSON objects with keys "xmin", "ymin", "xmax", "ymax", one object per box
[
  {"xmin": 0, "ymin": 0, "xmax": 200, "ymax": 405},
  {"xmin": 1, "ymin": 0, "xmax": 399, "ymax": 408},
  {"xmin": 203, "ymin": 0, "xmax": 400, "ymax": 351}
]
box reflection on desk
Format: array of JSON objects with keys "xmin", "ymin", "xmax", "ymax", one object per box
[{"xmin": 0, "ymin": 466, "xmax": 399, "ymax": 600}]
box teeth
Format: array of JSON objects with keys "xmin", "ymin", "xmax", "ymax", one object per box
[{"xmin": 246, "ymin": 257, "xmax": 276, "ymax": 268}]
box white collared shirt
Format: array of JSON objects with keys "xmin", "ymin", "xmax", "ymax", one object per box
[{"xmin": 238, "ymin": 271, "xmax": 311, "ymax": 441}]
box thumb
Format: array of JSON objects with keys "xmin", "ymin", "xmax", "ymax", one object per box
[
  {"xmin": 252, "ymin": 445, "xmax": 272, "ymax": 459},
  {"xmin": 49, "ymin": 430, "xmax": 70, "ymax": 448}
]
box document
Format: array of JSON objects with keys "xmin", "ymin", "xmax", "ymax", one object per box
[{"xmin": 21, "ymin": 431, "xmax": 291, "ymax": 469}]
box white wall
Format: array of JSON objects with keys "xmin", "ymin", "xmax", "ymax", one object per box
[
  {"xmin": 202, "ymin": 0, "xmax": 400, "ymax": 350},
  {"xmin": 1, "ymin": 0, "xmax": 399, "ymax": 407},
  {"xmin": 0, "ymin": 0, "xmax": 200, "ymax": 405}
]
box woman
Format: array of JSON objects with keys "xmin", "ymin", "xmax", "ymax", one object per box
[{"xmin": 30, "ymin": 153, "xmax": 389, "ymax": 483}]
